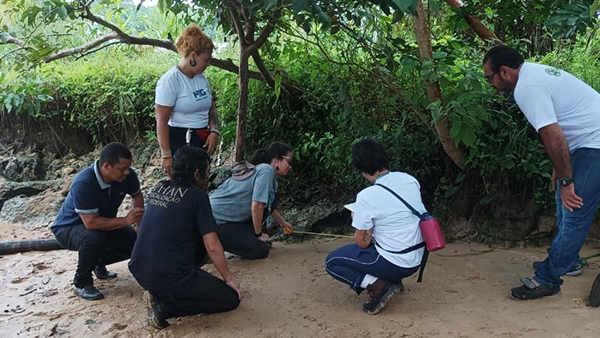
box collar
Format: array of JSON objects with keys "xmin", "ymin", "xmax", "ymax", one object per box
[
  {"xmin": 375, "ymin": 170, "xmax": 390, "ymax": 182},
  {"xmin": 93, "ymin": 160, "xmax": 111, "ymax": 190}
]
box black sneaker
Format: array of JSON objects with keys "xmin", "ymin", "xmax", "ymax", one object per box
[
  {"xmin": 587, "ymin": 273, "xmax": 600, "ymax": 307},
  {"xmin": 532, "ymin": 261, "xmax": 583, "ymax": 276},
  {"xmin": 362, "ymin": 279, "xmax": 403, "ymax": 315},
  {"xmin": 94, "ymin": 266, "xmax": 117, "ymax": 280},
  {"xmin": 143, "ymin": 290, "xmax": 169, "ymax": 329},
  {"xmin": 510, "ymin": 279, "xmax": 560, "ymax": 300},
  {"xmin": 73, "ymin": 285, "xmax": 104, "ymax": 300}
]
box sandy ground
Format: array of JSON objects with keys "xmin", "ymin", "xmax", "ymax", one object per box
[{"xmin": 1, "ymin": 221, "xmax": 600, "ymax": 338}]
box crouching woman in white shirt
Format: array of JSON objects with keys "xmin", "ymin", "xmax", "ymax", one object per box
[{"xmin": 325, "ymin": 138, "xmax": 425, "ymax": 315}]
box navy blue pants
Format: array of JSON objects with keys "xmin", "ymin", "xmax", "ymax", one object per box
[
  {"xmin": 325, "ymin": 244, "xmax": 419, "ymax": 294},
  {"xmin": 52, "ymin": 224, "xmax": 136, "ymax": 287},
  {"xmin": 535, "ymin": 148, "xmax": 600, "ymax": 286}
]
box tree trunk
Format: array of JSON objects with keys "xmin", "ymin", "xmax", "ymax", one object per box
[
  {"xmin": 413, "ymin": 0, "xmax": 465, "ymax": 170},
  {"xmin": 442, "ymin": 0, "xmax": 502, "ymax": 44},
  {"xmin": 235, "ymin": 51, "xmax": 251, "ymax": 162},
  {"xmin": 0, "ymin": 238, "xmax": 64, "ymax": 255}
]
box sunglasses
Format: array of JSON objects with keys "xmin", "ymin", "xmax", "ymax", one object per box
[{"xmin": 282, "ymin": 155, "xmax": 293, "ymax": 165}]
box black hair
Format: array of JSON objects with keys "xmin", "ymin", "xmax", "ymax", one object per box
[
  {"xmin": 249, "ymin": 142, "xmax": 292, "ymax": 165},
  {"xmin": 172, "ymin": 146, "xmax": 210, "ymax": 186},
  {"xmin": 99, "ymin": 142, "xmax": 132, "ymax": 166},
  {"xmin": 483, "ymin": 45, "xmax": 524, "ymax": 73},
  {"xmin": 352, "ymin": 138, "xmax": 389, "ymax": 175}
]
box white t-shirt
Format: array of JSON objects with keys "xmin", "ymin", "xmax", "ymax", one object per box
[
  {"xmin": 352, "ymin": 171, "xmax": 425, "ymax": 268},
  {"xmin": 514, "ymin": 62, "xmax": 600, "ymax": 152},
  {"xmin": 155, "ymin": 67, "xmax": 213, "ymax": 129}
]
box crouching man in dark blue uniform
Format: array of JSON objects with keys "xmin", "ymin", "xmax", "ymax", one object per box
[{"xmin": 51, "ymin": 142, "xmax": 145, "ymax": 300}]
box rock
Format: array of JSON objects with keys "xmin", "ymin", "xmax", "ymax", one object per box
[
  {"xmin": 209, "ymin": 166, "xmax": 232, "ymax": 191},
  {"xmin": 0, "ymin": 152, "xmax": 44, "ymax": 182},
  {"xmin": 282, "ymin": 202, "xmax": 349, "ymax": 232},
  {"xmin": 0, "ymin": 179, "xmax": 55, "ymax": 211}
]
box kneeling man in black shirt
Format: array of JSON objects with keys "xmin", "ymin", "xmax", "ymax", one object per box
[{"xmin": 129, "ymin": 146, "xmax": 243, "ymax": 329}]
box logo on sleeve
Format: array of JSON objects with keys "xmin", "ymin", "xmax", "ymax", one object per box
[
  {"xmin": 193, "ymin": 89, "xmax": 208, "ymax": 101},
  {"xmin": 545, "ymin": 68, "xmax": 561, "ymax": 77}
]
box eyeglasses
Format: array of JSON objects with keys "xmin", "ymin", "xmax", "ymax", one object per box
[
  {"xmin": 484, "ymin": 71, "xmax": 496, "ymax": 83},
  {"xmin": 282, "ymin": 155, "xmax": 293, "ymax": 165}
]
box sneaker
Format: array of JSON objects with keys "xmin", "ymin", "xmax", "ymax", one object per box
[
  {"xmin": 587, "ymin": 273, "xmax": 600, "ymax": 307},
  {"xmin": 532, "ymin": 261, "xmax": 583, "ymax": 277},
  {"xmin": 73, "ymin": 285, "xmax": 104, "ymax": 300},
  {"xmin": 93, "ymin": 266, "xmax": 117, "ymax": 280},
  {"xmin": 143, "ymin": 290, "xmax": 169, "ymax": 329},
  {"xmin": 510, "ymin": 277, "xmax": 560, "ymax": 300},
  {"xmin": 362, "ymin": 279, "xmax": 403, "ymax": 315}
]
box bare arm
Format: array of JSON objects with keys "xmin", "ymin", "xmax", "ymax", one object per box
[
  {"xmin": 80, "ymin": 209, "xmax": 143, "ymax": 231},
  {"xmin": 156, "ymin": 104, "xmax": 174, "ymax": 175},
  {"xmin": 271, "ymin": 209, "xmax": 294, "ymax": 233},
  {"xmin": 251, "ymin": 201, "xmax": 266, "ymax": 235},
  {"xmin": 251, "ymin": 201, "xmax": 270, "ymax": 242},
  {"xmin": 204, "ymin": 101, "xmax": 219, "ymax": 154},
  {"xmin": 354, "ymin": 229, "xmax": 372, "ymax": 249},
  {"xmin": 208, "ymin": 102, "xmax": 219, "ymax": 130},
  {"xmin": 539, "ymin": 123, "xmax": 582, "ymax": 211},
  {"xmin": 131, "ymin": 191, "xmax": 144, "ymax": 209},
  {"xmin": 203, "ymin": 231, "xmax": 243, "ymax": 300}
]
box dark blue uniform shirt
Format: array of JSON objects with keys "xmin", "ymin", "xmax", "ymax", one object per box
[{"xmin": 53, "ymin": 160, "xmax": 141, "ymax": 228}]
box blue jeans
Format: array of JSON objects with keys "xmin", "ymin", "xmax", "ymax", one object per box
[
  {"xmin": 325, "ymin": 244, "xmax": 419, "ymax": 294},
  {"xmin": 534, "ymin": 148, "xmax": 600, "ymax": 286}
]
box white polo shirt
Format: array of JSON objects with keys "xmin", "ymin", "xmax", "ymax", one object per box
[
  {"xmin": 352, "ymin": 171, "xmax": 425, "ymax": 268},
  {"xmin": 514, "ymin": 62, "xmax": 600, "ymax": 152},
  {"xmin": 155, "ymin": 67, "xmax": 213, "ymax": 129}
]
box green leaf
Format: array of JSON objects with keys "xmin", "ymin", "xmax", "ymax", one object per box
[
  {"xmin": 57, "ymin": 5, "xmax": 67, "ymax": 20},
  {"xmin": 432, "ymin": 51, "xmax": 447, "ymax": 59},
  {"xmin": 292, "ymin": 0, "xmax": 308, "ymax": 14},
  {"xmin": 392, "ymin": 0, "xmax": 417, "ymax": 12},
  {"xmin": 274, "ymin": 74, "xmax": 282, "ymax": 100},
  {"xmin": 479, "ymin": 191, "xmax": 499, "ymax": 205}
]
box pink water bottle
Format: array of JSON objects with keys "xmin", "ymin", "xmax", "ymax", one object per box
[{"xmin": 419, "ymin": 213, "xmax": 445, "ymax": 251}]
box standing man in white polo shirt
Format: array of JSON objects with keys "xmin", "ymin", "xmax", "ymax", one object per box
[{"xmin": 483, "ymin": 45, "xmax": 600, "ymax": 300}]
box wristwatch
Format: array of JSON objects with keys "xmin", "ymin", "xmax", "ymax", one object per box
[{"xmin": 559, "ymin": 178, "xmax": 573, "ymax": 187}]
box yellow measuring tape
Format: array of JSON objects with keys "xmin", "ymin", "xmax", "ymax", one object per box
[{"xmin": 290, "ymin": 230, "xmax": 354, "ymax": 239}]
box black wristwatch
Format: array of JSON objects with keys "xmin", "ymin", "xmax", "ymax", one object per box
[{"xmin": 559, "ymin": 178, "xmax": 573, "ymax": 187}]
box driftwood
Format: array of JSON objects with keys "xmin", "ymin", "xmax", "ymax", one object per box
[{"xmin": 0, "ymin": 238, "xmax": 65, "ymax": 255}]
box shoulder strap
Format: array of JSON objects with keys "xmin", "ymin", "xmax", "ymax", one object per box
[
  {"xmin": 375, "ymin": 183, "xmax": 422, "ymax": 218},
  {"xmin": 375, "ymin": 242, "xmax": 429, "ymax": 283}
]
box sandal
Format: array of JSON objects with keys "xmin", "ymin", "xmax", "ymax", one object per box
[{"xmin": 510, "ymin": 277, "xmax": 560, "ymax": 300}]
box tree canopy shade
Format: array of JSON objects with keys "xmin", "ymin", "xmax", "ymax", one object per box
[{"xmin": 1, "ymin": 0, "xmax": 599, "ymax": 164}]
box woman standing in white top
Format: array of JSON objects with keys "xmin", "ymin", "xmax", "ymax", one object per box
[
  {"xmin": 325, "ymin": 138, "xmax": 425, "ymax": 315},
  {"xmin": 155, "ymin": 24, "xmax": 220, "ymax": 176}
]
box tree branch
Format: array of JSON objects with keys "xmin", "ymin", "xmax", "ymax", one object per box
[
  {"xmin": 45, "ymin": 33, "xmax": 118, "ymax": 62},
  {"xmin": 442, "ymin": 0, "xmax": 502, "ymax": 44},
  {"xmin": 225, "ymin": 0, "xmax": 245, "ymax": 43},
  {"xmin": 246, "ymin": 9, "xmax": 280, "ymax": 55}
]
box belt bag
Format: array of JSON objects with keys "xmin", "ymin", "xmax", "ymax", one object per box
[{"xmin": 375, "ymin": 183, "xmax": 445, "ymax": 252}]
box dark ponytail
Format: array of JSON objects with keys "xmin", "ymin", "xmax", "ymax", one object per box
[{"xmin": 249, "ymin": 142, "xmax": 292, "ymax": 165}]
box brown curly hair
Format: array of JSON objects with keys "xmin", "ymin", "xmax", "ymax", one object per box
[{"xmin": 175, "ymin": 24, "xmax": 214, "ymax": 57}]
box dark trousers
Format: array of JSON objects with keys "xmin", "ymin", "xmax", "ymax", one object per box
[
  {"xmin": 52, "ymin": 224, "xmax": 137, "ymax": 287},
  {"xmin": 150, "ymin": 269, "xmax": 240, "ymax": 319},
  {"xmin": 169, "ymin": 126, "xmax": 206, "ymax": 155},
  {"xmin": 216, "ymin": 222, "xmax": 269, "ymax": 259},
  {"xmin": 325, "ymin": 244, "xmax": 419, "ymax": 294}
]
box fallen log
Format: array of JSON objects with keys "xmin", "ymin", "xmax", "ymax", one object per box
[{"xmin": 0, "ymin": 238, "xmax": 65, "ymax": 255}]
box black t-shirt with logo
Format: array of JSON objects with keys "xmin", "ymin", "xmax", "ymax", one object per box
[{"xmin": 129, "ymin": 180, "xmax": 216, "ymax": 290}]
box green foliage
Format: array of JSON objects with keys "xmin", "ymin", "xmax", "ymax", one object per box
[
  {"xmin": 1, "ymin": 49, "xmax": 176, "ymax": 143},
  {"xmin": 0, "ymin": 71, "xmax": 53, "ymax": 116}
]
